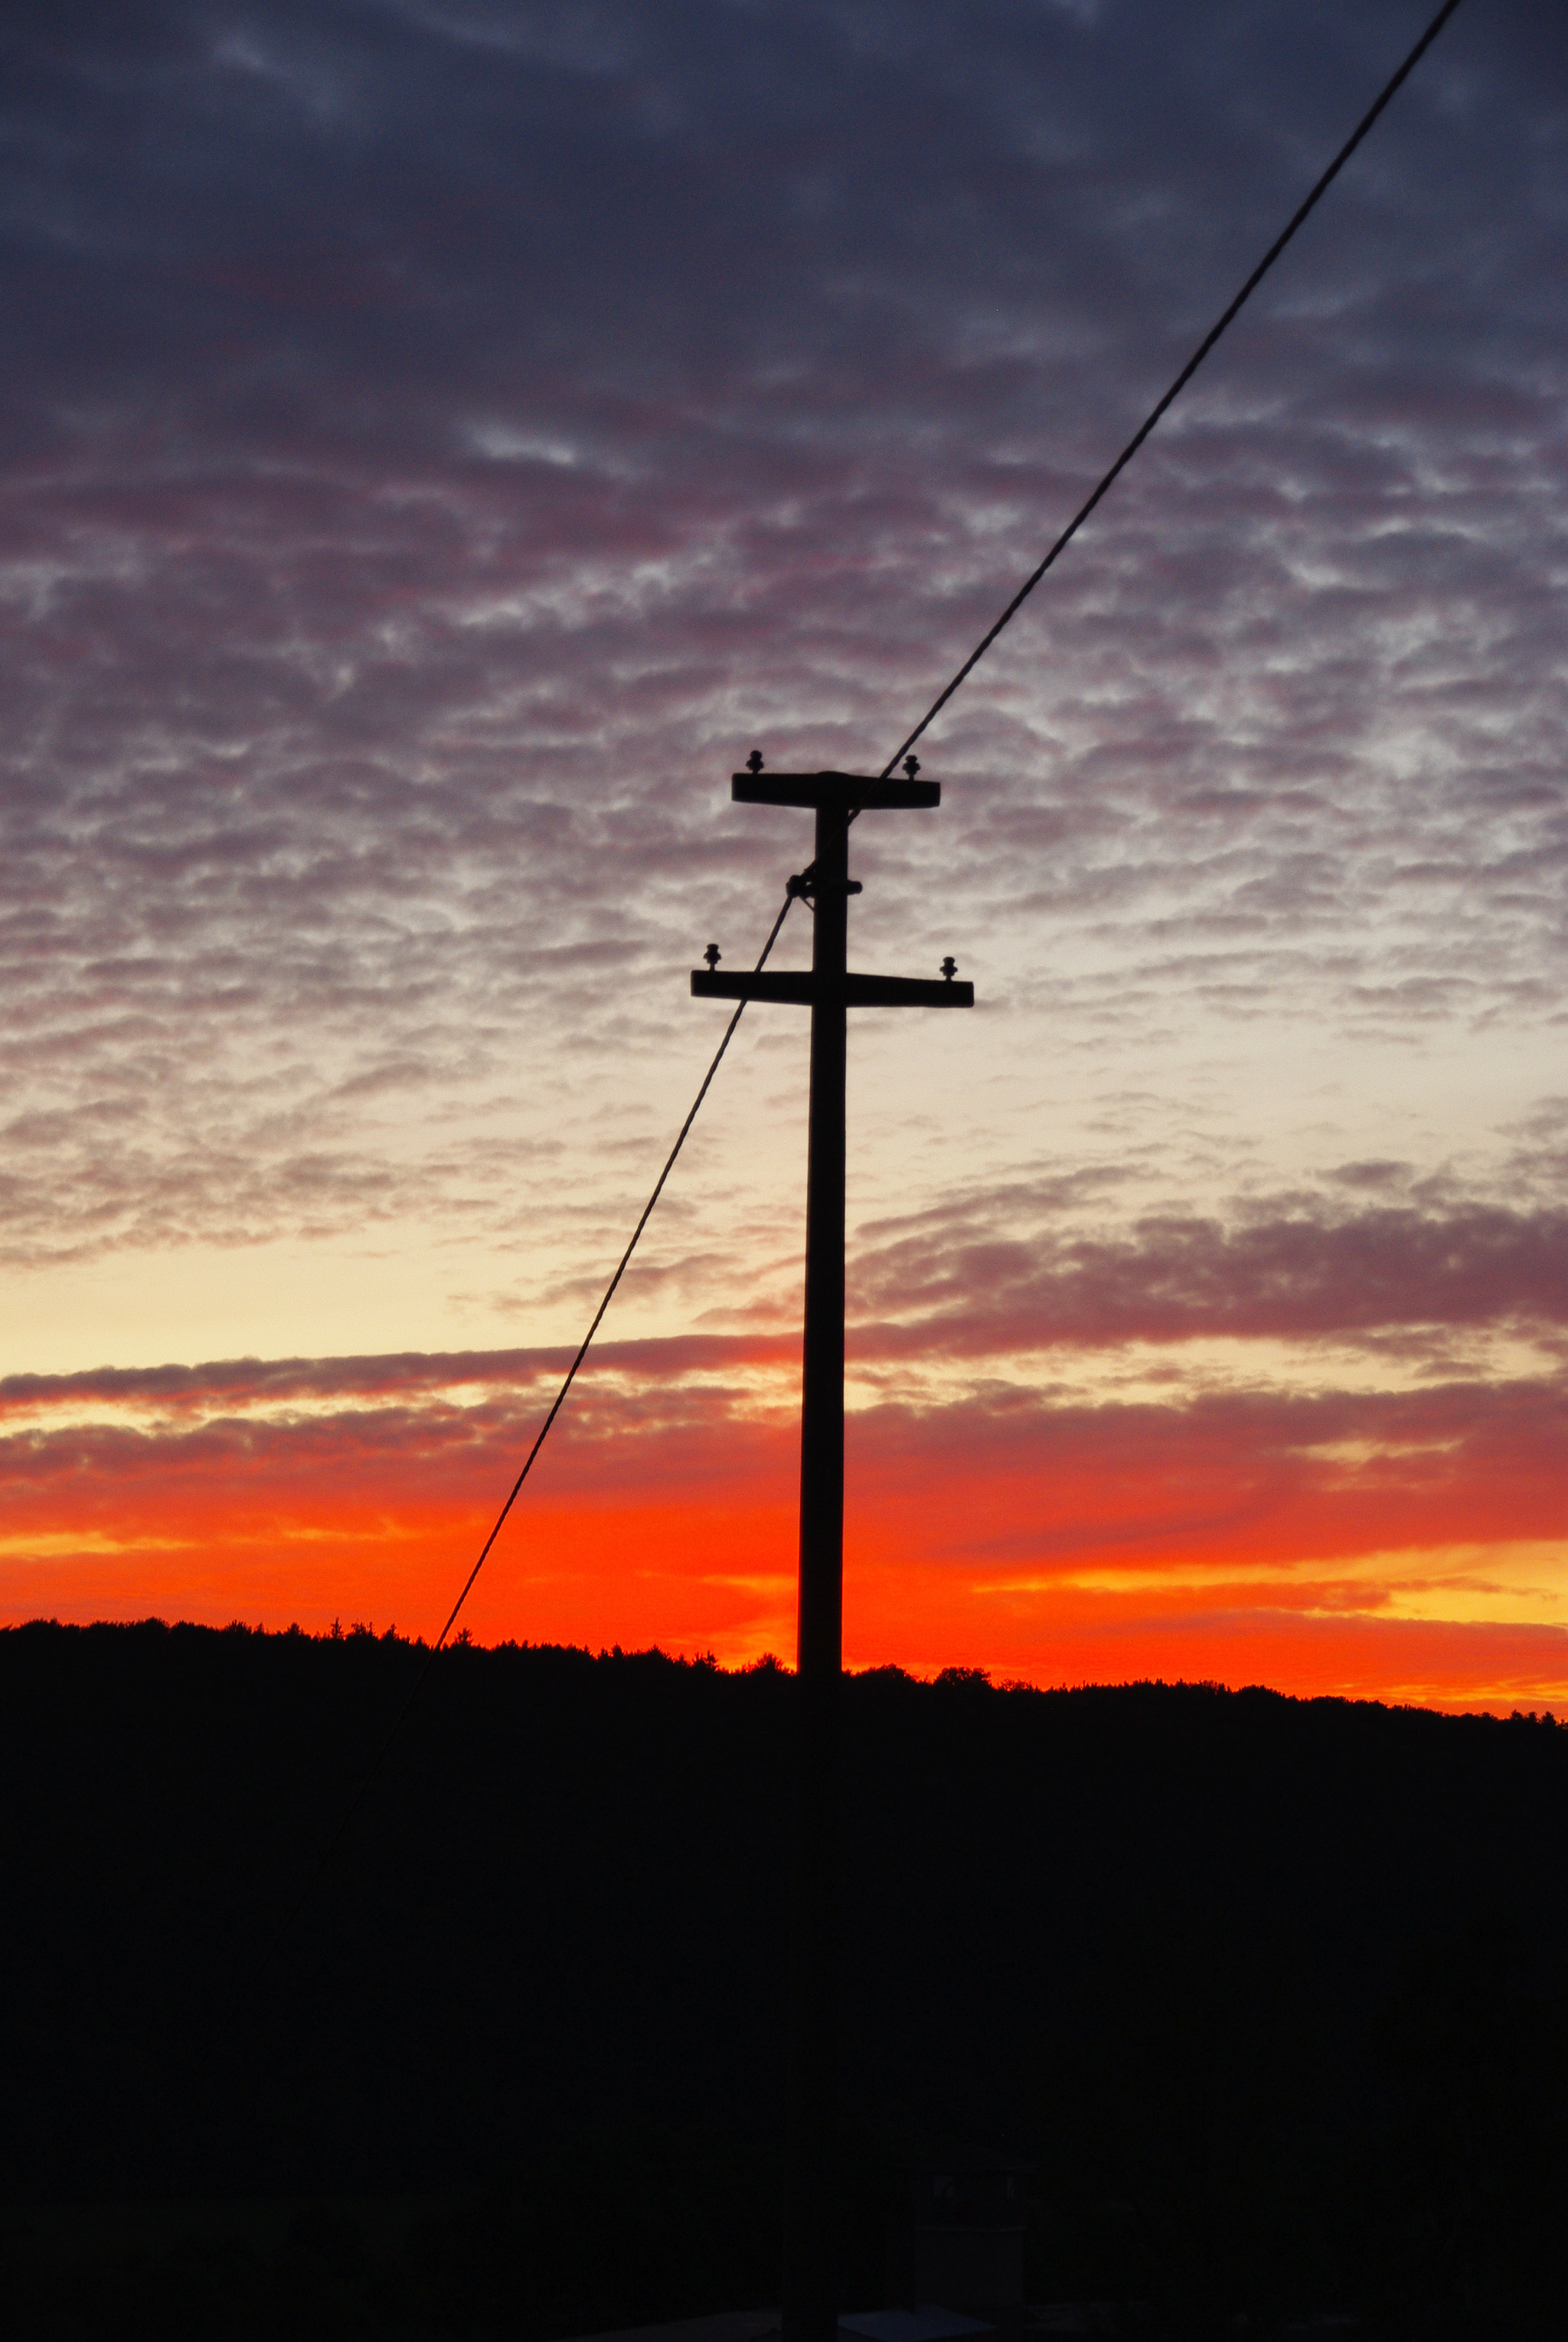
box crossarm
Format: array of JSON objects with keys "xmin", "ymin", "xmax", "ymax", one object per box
[
  {"xmin": 691, "ymin": 970, "xmax": 974, "ymax": 1008},
  {"xmin": 732, "ymin": 772, "xmax": 939, "ymax": 811}
]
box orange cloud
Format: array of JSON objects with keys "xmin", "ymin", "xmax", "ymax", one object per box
[{"xmin": 4, "ymin": 1343, "xmax": 1564, "ymax": 1711}]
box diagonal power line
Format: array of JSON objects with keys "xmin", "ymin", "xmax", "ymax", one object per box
[
  {"xmin": 246, "ymin": 0, "xmax": 1467, "ymax": 1994},
  {"xmin": 877, "ymin": 0, "xmax": 1468, "ymax": 782},
  {"xmin": 247, "ymin": 886, "xmax": 797, "ymax": 1990}
]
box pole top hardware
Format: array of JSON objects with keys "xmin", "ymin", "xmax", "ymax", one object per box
[
  {"xmin": 703, "ymin": 943, "xmax": 721, "ymax": 971},
  {"xmin": 903, "ymin": 754, "xmax": 920, "ymax": 779},
  {"xmin": 746, "ymin": 748, "xmax": 764, "ymax": 775},
  {"xmin": 940, "ymin": 956, "xmax": 957, "ymax": 982},
  {"xmin": 785, "ymin": 867, "xmax": 862, "ymax": 906},
  {"xmin": 733, "ymin": 769, "xmax": 939, "ymax": 811}
]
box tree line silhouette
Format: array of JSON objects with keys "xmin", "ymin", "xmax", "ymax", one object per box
[{"xmin": 2, "ymin": 1618, "xmax": 1565, "ymax": 2337}]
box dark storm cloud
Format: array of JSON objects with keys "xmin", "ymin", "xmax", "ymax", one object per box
[{"xmin": 2, "ymin": 0, "xmax": 1563, "ymax": 1265}]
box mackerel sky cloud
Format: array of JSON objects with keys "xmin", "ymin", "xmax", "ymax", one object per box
[{"xmin": 2, "ymin": 0, "xmax": 1565, "ymax": 1707}]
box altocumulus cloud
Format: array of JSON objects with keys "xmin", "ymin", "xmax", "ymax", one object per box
[{"xmin": 2, "ymin": 0, "xmax": 1565, "ymax": 1698}]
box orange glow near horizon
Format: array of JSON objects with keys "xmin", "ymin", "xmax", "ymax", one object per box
[
  {"xmin": 5, "ymin": 0, "xmax": 1567, "ymax": 1766},
  {"xmin": 5, "ymin": 1357, "xmax": 1565, "ymax": 1716}
]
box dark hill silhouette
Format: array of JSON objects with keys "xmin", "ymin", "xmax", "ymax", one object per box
[{"xmin": 2, "ymin": 1620, "xmax": 1566, "ymax": 2337}]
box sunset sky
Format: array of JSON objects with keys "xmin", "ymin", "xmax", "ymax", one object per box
[{"xmin": 4, "ymin": 0, "xmax": 1565, "ymax": 1710}]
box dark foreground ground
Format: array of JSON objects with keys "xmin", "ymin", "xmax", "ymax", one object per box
[{"xmin": 2, "ymin": 1622, "xmax": 1566, "ymax": 2339}]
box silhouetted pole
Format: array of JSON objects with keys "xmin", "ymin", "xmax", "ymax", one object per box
[
  {"xmin": 791, "ymin": 787, "xmax": 849, "ymax": 2342},
  {"xmin": 692, "ymin": 764, "xmax": 972, "ymax": 2342}
]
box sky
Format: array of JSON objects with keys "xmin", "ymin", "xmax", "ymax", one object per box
[{"xmin": 2, "ymin": 0, "xmax": 1566, "ymax": 1710}]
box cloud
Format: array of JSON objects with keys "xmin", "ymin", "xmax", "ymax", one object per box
[
  {"xmin": 0, "ymin": 1329, "xmax": 799, "ymax": 1416},
  {"xmin": 3, "ymin": 2, "xmax": 1562, "ymax": 1282},
  {"xmin": 3, "ymin": 1325, "xmax": 1564, "ymax": 1706},
  {"xmin": 847, "ymin": 1187, "xmax": 1568, "ymax": 1357},
  {"xmin": 1, "ymin": 2, "xmax": 1563, "ymax": 1698}
]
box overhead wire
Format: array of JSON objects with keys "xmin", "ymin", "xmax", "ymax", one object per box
[
  {"xmin": 247, "ymin": 0, "xmax": 1467, "ymax": 1990},
  {"xmin": 247, "ymin": 884, "xmax": 797, "ymax": 1991},
  {"xmin": 875, "ymin": 0, "xmax": 1468, "ymax": 786}
]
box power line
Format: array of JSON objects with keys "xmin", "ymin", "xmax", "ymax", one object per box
[
  {"xmin": 877, "ymin": 0, "xmax": 1468, "ymax": 784},
  {"xmin": 245, "ymin": 0, "xmax": 1466, "ymax": 1992},
  {"xmin": 247, "ymin": 885, "xmax": 798, "ymax": 1991}
]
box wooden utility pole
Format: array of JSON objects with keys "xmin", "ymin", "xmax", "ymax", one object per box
[{"xmin": 692, "ymin": 765, "xmax": 974, "ymax": 2342}]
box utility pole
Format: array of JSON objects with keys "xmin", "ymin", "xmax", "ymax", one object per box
[{"xmin": 693, "ymin": 763, "xmax": 974, "ymax": 2342}]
